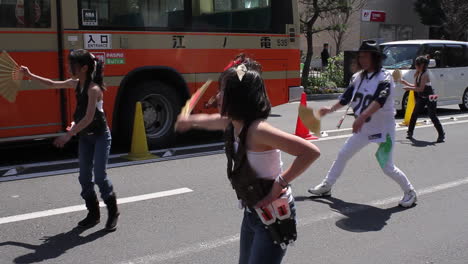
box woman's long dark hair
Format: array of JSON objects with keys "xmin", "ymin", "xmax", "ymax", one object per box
[
  {"xmin": 69, "ymin": 49, "xmax": 105, "ymax": 92},
  {"xmin": 220, "ymin": 58, "xmax": 271, "ymax": 124},
  {"xmin": 358, "ymin": 51, "xmax": 383, "ymax": 78},
  {"xmin": 414, "ymin": 55, "xmax": 429, "ymax": 80}
]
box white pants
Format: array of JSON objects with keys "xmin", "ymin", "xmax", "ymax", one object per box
[{"xmin": 324, "ymin": 132, "xmax": 414, "ymax": 192}]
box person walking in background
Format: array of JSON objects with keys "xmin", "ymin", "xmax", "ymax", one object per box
[
  {"xmin": 321, "ymin": 43, "xmax": 330, "ymax": 69},
  {"xmin": 400, "ymin": 55, "xmax": 445, "ymax": 142}
]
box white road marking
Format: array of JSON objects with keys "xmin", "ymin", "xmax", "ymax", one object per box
[
  {"xmin": 3, "ymin": 168, "xmax": 19, "ymax": 176},
  {"xmin": 2, "ymin": 119, "xmax": 467, "ymax": 182},
  {"xmin": 315, "ymin": 119, "xmax": 468, "ymax": 142},
  {"xmin": 120, "ymin": 177, "xmax": 468, "ymax": 264},
  {"xmin": 0, "ymin": 188, "xmax": 193, "ymax": 225},
  {"xmin": 123, "ymin": 235, "xmax": 241, "ymax": 264}
]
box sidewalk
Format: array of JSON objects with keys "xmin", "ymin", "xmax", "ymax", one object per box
[{"xmin": 307, "ymin": 93, "xmax": 342, "ymax": 101}]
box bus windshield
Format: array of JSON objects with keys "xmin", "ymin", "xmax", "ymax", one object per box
[{"xmin": 382, "ymin": 44, "xmax": 421, "ymax": 69}]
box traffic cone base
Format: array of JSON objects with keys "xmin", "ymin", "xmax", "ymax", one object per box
[
  {"xmin": 123, "ymin": 102, "xmax": 159, "ymax": 161},
  {"xmin": 295, "ymin": 93, "xmax": 319, "ymax": 140}
]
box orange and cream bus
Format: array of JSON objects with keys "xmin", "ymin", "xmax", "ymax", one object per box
[{"xmin": 0, "ymin": 0, "xmax": 302, "ymax": 148}]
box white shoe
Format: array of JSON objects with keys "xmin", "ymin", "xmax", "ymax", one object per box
[
  {"xmin": 308, "ymin": 181, "xmax": 332, "ymax": 196},
  {"xmin": 399, "ymin": 189, "xmax": 417, "ymax": 208}
]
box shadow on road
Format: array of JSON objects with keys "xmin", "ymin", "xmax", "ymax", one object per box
[
  {"xmin": 0, "ymin": 227, "xmax": 109, "ymax": 263},
  {"xmin": 433, "ymin": 108, "xmax": 466, "ymax": 117},
  {"xmin": 295, "ymin": 196, "xmax": 412, "ymax": 232},
  {"xmin": 396, "ymin": 138, "xmax": 437, "ymax": 147}
]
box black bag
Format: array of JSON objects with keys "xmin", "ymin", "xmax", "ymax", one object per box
[{"xmin": 225, "ymin": 123, "xmax": 274, "ymax": 208}]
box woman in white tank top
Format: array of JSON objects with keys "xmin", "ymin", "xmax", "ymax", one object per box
[{"xmin": 176, "ymin": 55, "xmax": 320, "ymax": 264}]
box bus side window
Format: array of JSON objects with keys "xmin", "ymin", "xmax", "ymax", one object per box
[
  {"xmin": 0, "ymin": 0, "xmax": 51, "ymax": 28},
  {"xmin": 79, "ymin": 0, "xmax": 185, "ymax": 29},
  {"xmin": 191, "ymin": 0, "xmax": 291, "ymax": 33}
]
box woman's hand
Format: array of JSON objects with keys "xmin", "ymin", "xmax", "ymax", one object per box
[
  {"xmin": 20, "ymin": 66, "xmax": 33, "ymax": 79},
  {"xmin": 319, "ymin": 106, "xmax": 333, "ymax": 117},
  {"xmin": 53, "ymin": 134, "xmax": 72, "ymax": 148},
  {"xmin": 352, "ymin": 116, "xmax": 366, "ymax": 133},
  {"xmin": 174, "ymin": 114, "xmax": 193, "ymax": 132},
  {"xmin": 403, "ymin": 87, "xmax": 413, "ymax": 91},
  {"xmin": 255, "ymin": 181, "xmax": 286, "ymax": 209}
]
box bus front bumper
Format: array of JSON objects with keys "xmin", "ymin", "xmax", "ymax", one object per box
[{"xmin": 289, "ymin": 86, "xmax": 304, "ymax": 103}]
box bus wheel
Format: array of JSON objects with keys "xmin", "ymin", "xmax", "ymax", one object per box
[
  {"xmin": 121, "ymin": 80, "xmax": 181, "ymax": 149},
  {"xmin": 459, "ymin": 88, "xmax": 468, "ymax": 111}
]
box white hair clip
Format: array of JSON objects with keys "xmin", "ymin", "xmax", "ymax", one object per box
[{"xmin": 236, "ymin": 64, "xmax": 247, "ymax": 81}]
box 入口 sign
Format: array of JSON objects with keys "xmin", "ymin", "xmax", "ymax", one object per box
[
  {"xmin": 362, "ymin": 10, "xmax": 386, "ymax": 22},
  {"xmin": 84, "ymin": 34, "xmax": 112, "ymax": 49}
]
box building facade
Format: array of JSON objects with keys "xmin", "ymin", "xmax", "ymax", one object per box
[{"xmin": 301, "ymin": 0, "xmax": 429, "ymax": 65}]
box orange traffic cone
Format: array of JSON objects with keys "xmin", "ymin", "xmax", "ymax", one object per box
[{"xmin": 295, "ymin": 93, "xmax": 319, "ymax": 140}]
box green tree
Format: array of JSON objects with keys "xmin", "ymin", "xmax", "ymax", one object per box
[
  {"xmin": 326, "ymin": 0, "xmax": 367, "ymax": 55},
  {"xmin": 414, "ymin": 0, "xmax": 468, "ymax": 40},
  {"xmin": 299, "ymin": 0, "xmax": 349, "ymax": 87}
]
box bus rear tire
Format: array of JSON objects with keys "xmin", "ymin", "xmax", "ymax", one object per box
[
  {"xmin": 119, "ymin": 80, "xmax": 181, "ymax": 150},
  {"xmin": 459, "ymin": 88, "xmax": 468, "ymax": 111}
]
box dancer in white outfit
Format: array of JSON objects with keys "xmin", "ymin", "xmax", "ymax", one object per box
[{"xmin": 308, "ymin": 40, "xmax": 417, "ymax": 208}]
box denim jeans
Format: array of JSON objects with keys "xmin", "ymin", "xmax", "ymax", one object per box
[
  {"xmin": 78, "ymin": 129, "xmax": 114, "ymax": 201},
  {"xmin": 239, "ymin": 202, "xmax": 296, "ymax": 264}
]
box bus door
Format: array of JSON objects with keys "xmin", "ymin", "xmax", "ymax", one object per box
[{"xmin": 0, "ymin": 0, "xmax": 64, "ymax": 140}]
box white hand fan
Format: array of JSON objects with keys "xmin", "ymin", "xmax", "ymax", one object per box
[
  {"xmin": 298, "ymin": 105, "xmax": 321, "ymax": 136},
  {"xmin": 392, "ymin": 69, "xmax": 402, "ymax": 82}
]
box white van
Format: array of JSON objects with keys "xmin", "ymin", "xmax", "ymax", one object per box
[{"xmin": 380, "ymin": 40, "xmax": 468, "ymax": 113}]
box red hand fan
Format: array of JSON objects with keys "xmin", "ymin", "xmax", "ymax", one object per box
[{"xmin": 181, "ymin": 80, "xmax": 212, "ymax": 116}]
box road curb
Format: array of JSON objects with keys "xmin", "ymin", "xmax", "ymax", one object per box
[{"xmin": 307, "ymin": 93, "xmax": 343, "ymax": 101}]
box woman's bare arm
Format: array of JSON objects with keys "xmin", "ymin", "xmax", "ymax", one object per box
[
  {"xmin": 252, "ymin": 121, "xmax": 320, "ymax": 207},
  {"xmin": 20, "ymin": 66, "xmax": 77, "ymax": 89},
  {"xmin": 400, "ymin": 79, "xmax": 415, "ymax": 88},
  {"xmin": 175, "ymin": 113, "xmax": 230, "ymax": 132}
]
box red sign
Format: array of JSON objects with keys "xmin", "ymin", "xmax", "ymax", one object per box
[{"xmin": 370, "ymin": 11, "xmax": 386, "ymax": 22}]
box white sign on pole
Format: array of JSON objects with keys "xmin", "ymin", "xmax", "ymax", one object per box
[
  {"xmin": 361, "ymin": 10, "xmax": 371, "ymax": 22},
  {"xmin": 84, "ymin": 34, "xmax": 112, "ymax": 49}
]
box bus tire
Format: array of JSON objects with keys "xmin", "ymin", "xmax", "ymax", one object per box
[
  {"xmin": 120, "ymin": 80, "xmax": 182, "ymax": 150},
  {"xmin": 459, "ymin": 88, "xmax": 468, "ymax": 111}
]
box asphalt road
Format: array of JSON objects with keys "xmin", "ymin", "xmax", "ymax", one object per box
[{"xmin": 1, "ymin": 100, "xmax": 467, "ymax": 264}]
